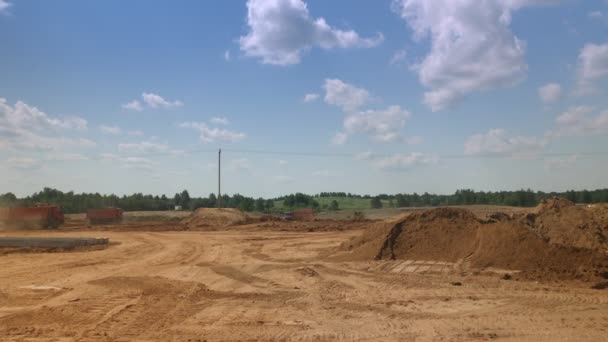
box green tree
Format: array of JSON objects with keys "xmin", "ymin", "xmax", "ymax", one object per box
[
  {"xmin": 255, "ymin": 198, "xmax": 266, "ymax": 212},
  {"xmin": 180, "ymin": 190, "xmax": 191, "ymax": 209},
  {"xmin": 329, "ymin": 200, "xmax": 339, "ymax": 211},
  {"xmin": 370, "ymin": 197, "xmax": 383, "ymax": 209}
]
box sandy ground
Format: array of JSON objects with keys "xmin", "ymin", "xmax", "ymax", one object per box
[{"xmin": 0, "ymin": 229, "xmax": 607, "ymax": 341}]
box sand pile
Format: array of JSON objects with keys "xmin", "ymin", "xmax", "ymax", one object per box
[
  {"xmin": 181, "ymin": 208, "xmax": 249, "ymax": 228},
  {"xmin": 339, "ymin": 203, "xmax": 608, "ymax": 281},
  {"xmin": 520, "ymin": 197, "xmax": 608, "ymax": 252}
]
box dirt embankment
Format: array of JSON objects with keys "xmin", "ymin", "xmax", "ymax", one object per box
[
  {"xmin": 181, "ymin": 208, "xmax": 251, "ymax": 229},
  {"xmin": 338, "ymin": 198, "xmax": 608, "ymax": 281}
]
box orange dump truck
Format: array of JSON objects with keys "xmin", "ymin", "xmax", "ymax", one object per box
[
  {"xmin": 86, "ymin": 207, "xmax": 123, "ymax": 225},
  {"xmin": 0, "ymin": 205, "xmax": 65, "ymax": 229}
]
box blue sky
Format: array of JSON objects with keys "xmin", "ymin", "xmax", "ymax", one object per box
[{"xmin": 1, "ymin": 0, "xmax": 607, "ymax": 197}]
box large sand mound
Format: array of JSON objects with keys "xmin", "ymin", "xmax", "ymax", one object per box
[
  {"xmin": 522, "ymin": 197, "xmax": 608, "ymax": 251},
  {"xmin": 339, "ymin": 202, "xmax": 608, "ymax": 281},
  {"xmin": 182, "ymin": 208, "xmax": 249, "ymax": 228}
]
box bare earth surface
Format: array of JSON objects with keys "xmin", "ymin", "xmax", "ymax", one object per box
[{"xmin": 1, "ymin": 228, "xmax": 607, "ymax": 341}]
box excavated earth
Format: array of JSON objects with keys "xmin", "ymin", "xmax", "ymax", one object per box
[{"xmin": 0, "ymin": 201, "xmax": 607, "ymax": 341}]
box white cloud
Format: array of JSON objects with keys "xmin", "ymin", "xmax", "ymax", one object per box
[
  {"xmin": 406, "ymin": 136, "xmax": 423, "ymax": 145},
  {"xmin": 278, "ymin": 160, "xmax": 289, "ymax": 165},
  {"xmin": 322, "ymin": 79, "xmax": 414, "ymax": 144},
  {"xmin": 128, "ymin": 130, "xmax": 144, "ymax": 136},
  {"xmin": 3, "ymin": 158, "xmax": 40, "ymax": 170},
  {"xmin": 390, "ymin": 49, "xmax": 407, "ymax": 65},
  {"xmin": 545, "ymin": 155, "xmax": 577, "ymax": 170},
  {"xmin": 44, "ymin": 153, "xmax": 88, "ymax": 162},
  {"xmin": 0, "ymin": 0, "xmax": 12, "ymax": 13},
  {"xmin": 142, "ymin": 92, "xmax": 183, "ymax": 109},
  {"xmin": 547, "ymin": 106, "xmax": 608, "ymax": 137},
  {"xmin": 122, "ymin": 100, "xmax": 143, "ymax": 112},
  {"xmin": 354, "ymin": 151, "xmax": 374, "ymax": 161},
  {"xmin": 0, "ymin": 98, "xmax": 93, "ymax": 152},
  {"xmin": 538, "ymin": 83, "xmax": 562, "ymax": 104},
  {"xmin": 179, "ymin": 122, "xmax": 246, "ymax": 143},
  {"xmin": 118, "ymin": 141, "xmax": 183, "ymax": 155},
  {"xmin": 99, "ymin": 125, "xmax": 121, "ymax": 135},
  {"xmin": 588, "ymin": 11, "xmax": 603, "ymax": 19},
  {"xmin": 239, "ymin": 0, "xmax": 383, "ymax": 65},
  {"xmin": 576, "ymin": 43, "xmax": 608, "ymax": 95},
  {"xmin": 391, "ymin": 0, "xmax": 545, "ymax": 111},
  {"xmin": 302, "ymin": 93, "xmax": 319, "ymax": 103},
  {"xmin": 464, "ymin": 128, "xmax": 545, "ymax": 156},
  {"xmin": 101, "ymin": 153, "xmax": 154, "ymax": 171},
  {"xmin": 343, "ymin": 105, "xmax": 411, "ymax": 143},
  {"xmin": 224, "ymin": 50, "xmax": 231, "ymax": 61},
  {"xmin": 324, "ymin": 79, "xmax": 370, "ymax": 112},
  {"xmin": 331, "ymin": 131, "xmax": 348, "ymax": 145},
  {"xmin": 375, "ymin": 152, "xmax": 438, "ymax": 170},
  {"xmin": 210, "ymin": 117, "xmax": 230, "ymax": 125}
]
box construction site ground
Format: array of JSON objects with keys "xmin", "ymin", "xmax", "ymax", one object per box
[{"xmin": 1, "ymin": 206, "xmax": 607, "ymax": 341}]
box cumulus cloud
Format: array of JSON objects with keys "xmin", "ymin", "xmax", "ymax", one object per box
[
  {"xmin": 118, "ymin": 141, "xmax": 183, "ymax": 155},
  {"xmin": 344, "ymin": 105, "xmax": 411, "ymax": 143},
  {"xmin": 375, "ymin": 152, "xmax": 438, "ymax": 170},
  {"xmin": 406, "ymin": 136, "xmax": 423, "ymax": 145},
  {"xmin": 331, "ymin": 131, "xmax": 348, "ymax": 145},
  {"xmin": 179, "ymin": 122, "xmax": 246, "ymax": 143},
  {"xmin": 142, "ymin": 92, "xmax": 183, "ymax": 109},
  {"xmin": 0, "ymin": 0, "xmax": 12, "ymax": 13},
  {"xmin": 576, "ymin": 43, "xmax": 608, "ymax": 94},
  {"xmin": 547, "ymin": 106, "xmax": 608, "ymax": 137},
  {"xmin": 101, "ymin": 153, "xmax": 154, "ymax": 171},
  {"xmin": 99, "ymin": 125, "xmax": 121, "ymax": 135},
  {"xmin": 239, "ymin": 0, "xmax": 383, "ymax": 65},
  {"xmin": 302, "ymin": 93, "xmax": 319, "ymax": 103},
  {"xmin": 545, "ymin": 155, "xmax": 577, "ymax": 170},
  {"xmin": 0, "ymin": 97, "xmax": 93, "ymax": 152},
  {"xmin": 538, "ymin": 83, "xmax": 562, "ymax": 104},
  {"xmin": 324, "ymin": 79, "xmax": 370, "ymax": 112},
  {"xmin": 122, "ymin": 100, "xmax": 143, "ymax": 112},
  {"xmin": 2, "ymin": 158, "xmax": 40, "ymax": 170},
  {"xmin": 391, "ymin": 0, "xmax": 550, "ymax": 111},
  {"xmin": 389, "ymin": 49, "xmax": 407, "ymax": 65},
  {"xmin": 323, "ymin": 79, "xmax": 415, "ymax": 144},
  {"xmin": 464, "ymin": 128, "xmax": 545, "ymax": 156},
  {"xmin": 210, "ymin": 117, "xmax": 230, "ymax": 125},
  {"xmin": 123, "ymin": 93, "xmax": 183, "ymax": 111}
]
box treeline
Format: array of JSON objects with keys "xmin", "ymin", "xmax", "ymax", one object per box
[
  {"xmin": 0, "ymin": 188, "xmax": 274, "ymax": 214},
  {"xmin": 1, "ymin": 188, "xmax": 607, "ymax": 213},
  {"xmin": 366, "ymin": 189, "xmax": 608, "ymax": 208}
]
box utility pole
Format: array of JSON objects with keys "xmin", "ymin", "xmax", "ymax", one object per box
[{"xmin": 217, "ymin": 148, "xmax": 222, "ymax": 208}]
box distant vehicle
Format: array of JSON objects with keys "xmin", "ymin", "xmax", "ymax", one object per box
[
  {"xmin": 87, "ymin": 207, "xmax": 123, "ymax": 225},
  {"xmin": 0, "ymin": 204, "xmax": 64, "ymax": 229}
]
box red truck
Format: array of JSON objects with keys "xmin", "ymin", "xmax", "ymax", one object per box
[
  {"xmin": 86, "ymin": 207, "xmax": 123, "ymax": 225},
  {"xmin": 0, "ymin": 204, "xmax": 65, "ymax": 229}
]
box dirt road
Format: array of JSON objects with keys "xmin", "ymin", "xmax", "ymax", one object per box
[{"xmin": 1, "ymin": 230, "xmax": 607, "ymax": 341}]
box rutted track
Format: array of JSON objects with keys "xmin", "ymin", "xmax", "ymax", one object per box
[{"xmin": 0, "ymin": 230, "xmax": 606, "ymax": 341}]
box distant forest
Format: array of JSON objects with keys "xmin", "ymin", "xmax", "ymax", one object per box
[{"xmin": 0, "ymin": 187, "xmax": 607, "ymax": 214}]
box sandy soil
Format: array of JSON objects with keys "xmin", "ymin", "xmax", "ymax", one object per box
[{"xmin": 0, "ymin": 228, "xmax": 607, "ymax": 341}]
